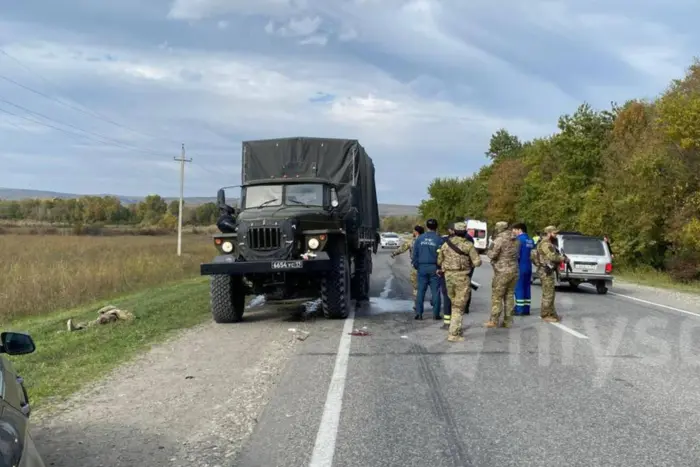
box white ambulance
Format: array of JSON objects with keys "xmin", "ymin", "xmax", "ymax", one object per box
[{"xmin": 465, "ymin": 219, "xmax": 488, "ymax": 253}]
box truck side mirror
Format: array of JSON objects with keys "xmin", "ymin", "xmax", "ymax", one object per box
[
  {"xmin": 217, "ymin": 188, "xmax": 226, "ymax": 207},
  {"xmin": 0, "ymin": 332, "xmax": 35, "ymax": 355}
]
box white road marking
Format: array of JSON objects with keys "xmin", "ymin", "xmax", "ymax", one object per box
[
  {"xmin": 308, "ymin": 308, "xmax": 355, "ymax": 467},
  {"xmin": 608, "ymin": 291, "xmax": 700, "ymax": 318},
  {"xmin": 549, "ymin": 322, "xmax": 589, "ymax": 339}
]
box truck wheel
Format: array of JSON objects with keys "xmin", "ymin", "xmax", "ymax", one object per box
[
  {"xmin": 210, "ymin": 274, "xmax": 246, "ymax": 323},
  {"xmin": 595, "ymin": 281, "xmax": 608, "ymax": 295},
  {"xmin": 321, "ymin": 249, "xmax": 351, "ymax": 319}
]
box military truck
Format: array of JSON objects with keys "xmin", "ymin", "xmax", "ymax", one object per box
[{"xmin": 200, "ymin": 137, "xmax": 381, "ymax": 323}]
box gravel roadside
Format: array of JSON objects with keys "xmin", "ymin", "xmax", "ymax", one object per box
[{"xmin": 32, "ymin": 305, "xmax": 312, "ymax": 467}]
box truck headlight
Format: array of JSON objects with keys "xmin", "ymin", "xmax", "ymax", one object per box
[
  {"xmin": 308, "ymin": 238, "xmax": 320, "ymax": 249},
  {"xmin": 222, "ymin": 241, "xmax": 233, "ymax": 253}
]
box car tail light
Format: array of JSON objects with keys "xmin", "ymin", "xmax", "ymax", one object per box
[
  {"xmin": 605, "ymin": 263, "xmax": 612, "ymax": 273},
  {"xmin": 559, "ymin": 262, "xmax": 566, "ymax": 271}
]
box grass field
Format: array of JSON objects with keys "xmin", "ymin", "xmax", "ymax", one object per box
[
  {"xmin": 6, "ymin": 279, "xmax": 213, "ymax": 412},
  {"xmin": 0, "ymin": 233, "xmax": 214, "ymax": 321}
]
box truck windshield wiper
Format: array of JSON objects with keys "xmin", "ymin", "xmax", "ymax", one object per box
[
  {"xmin": 287, "ymin": 199, "xmax": 315, "ymax": 208},
  {"xmin": 253, "ymin": 198, "xmax": 279, "ymax": 209}
]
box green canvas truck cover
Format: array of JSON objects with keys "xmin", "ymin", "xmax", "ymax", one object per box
[{"xmin": 241, "ymin": 137, "xmax": 380, "ymax": 231}]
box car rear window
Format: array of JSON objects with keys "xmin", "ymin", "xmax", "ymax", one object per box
[
  {"xmin": 562, "ymin": 237, "xmax": 605, "ymax": 256},
  {"xmin": 383, "ymin": 234, "xmax": 398, "ymax": 238}
]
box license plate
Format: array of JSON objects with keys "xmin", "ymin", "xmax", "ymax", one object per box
[
  {"xmin": 271, "ymin": 260, "xmax": 303, "ymax": 270},
  {"xmin": 576, "ymin": 268, "xmax": 590, "ymax": 273}
]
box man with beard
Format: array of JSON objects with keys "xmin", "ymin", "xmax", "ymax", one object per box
[{"xmin": 532, "ymin": 226, "xmax": 570, "ymax": 322}]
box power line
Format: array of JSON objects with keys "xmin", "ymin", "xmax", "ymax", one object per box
[
  {"xmin": 0, "ymin": 48, "xmax": 182, "ymax": 146},
  {"xmin": 0, "ymin": 97, "xmax": 171, "ymax": 157}
]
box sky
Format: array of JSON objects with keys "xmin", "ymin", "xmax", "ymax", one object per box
[{"xmin": 0, "ymin": 0, "xmax": 697, "ymax": 205}]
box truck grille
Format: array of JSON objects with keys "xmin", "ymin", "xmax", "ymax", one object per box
[{"xmin": 247, "ymin": 227, "xmax": 282, "ymax": 250}]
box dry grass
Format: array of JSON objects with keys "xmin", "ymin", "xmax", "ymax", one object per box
[{"xmin": 0, "ymin": 233, "xmax": 215, "ymax": 321}]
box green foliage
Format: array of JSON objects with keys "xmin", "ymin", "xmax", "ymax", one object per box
[
  {"xmin": 0, "ymin": 194, "xmax": 220, "ymax": 227},
  {"xmin": 381, "ymin": 215, "xmax": 422, "ymax": 233},
  {"xmin": 419, "ymin": 58, "xmax": 700, "ymax": 281}
]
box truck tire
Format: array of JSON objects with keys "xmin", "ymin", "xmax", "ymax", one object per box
[
  {"xmin": 210, "ymin": 274, "xmax": 246, "ymax": 323},
  {"xmin": 321, "ymin": 248, "xmax": 351, "ymax": 319},
  {"xmin": 352, "ymin": 249, "xmax": 371, "ymax": 302}
]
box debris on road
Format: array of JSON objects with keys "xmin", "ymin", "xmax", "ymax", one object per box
[
  {"xmin": 288, "ymin": 328, "xmax": 311, "ymax": 341},
  {"xmin": 349, "ymin": 329, "xmax": 371, "ymax": 336},
  {"xmin": 246, "ymin": 295, "xmax": 266, "ymax": 309},
  {"xmin": 401, "ymin": 335, "xmax": 408, "ymax": 339}
]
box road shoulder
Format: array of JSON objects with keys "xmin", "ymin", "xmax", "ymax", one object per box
[{"xmin": 32, "ymin": 308, "xmax": 305, "ymax": 467}]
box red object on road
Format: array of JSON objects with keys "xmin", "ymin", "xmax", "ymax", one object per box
[{"xmin": 349, "ymin": 330, "xmax": 371, "ymax": 336}]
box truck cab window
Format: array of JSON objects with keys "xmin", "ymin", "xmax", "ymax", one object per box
[
  {"xmin": 285, "ymin": 184, "xmax": 324, "ymax": 206},
  {"xmin": 244, "ymin": 185, "xmax": 282, "ymax": 209}
]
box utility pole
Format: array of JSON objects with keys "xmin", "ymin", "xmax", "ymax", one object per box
[{"xmin": 174, "ymin": 143, "xmax": 192, "ymax": 256}]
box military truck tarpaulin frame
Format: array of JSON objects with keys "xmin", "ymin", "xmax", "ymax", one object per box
[{"xmin": 200, "ymin": 137, "xmax": 380, "ymax": 323}]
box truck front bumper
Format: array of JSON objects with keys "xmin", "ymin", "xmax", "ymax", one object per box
[{"xmin": 200, "ymin": 252, "xmax": 333, "ymax": 275}]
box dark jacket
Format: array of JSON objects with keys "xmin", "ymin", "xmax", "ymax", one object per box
[{"xmin": 412, "ymin": 231, "xmax": 444, "ymax": 269}]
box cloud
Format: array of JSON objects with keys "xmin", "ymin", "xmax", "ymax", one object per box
[{"xmin": 0, "ymin": 0, "xmax": 698, "ymax": 204}]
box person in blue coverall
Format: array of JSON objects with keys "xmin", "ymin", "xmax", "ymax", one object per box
[
  {"xmin": 512, "ymin": 222, "xmax": 534, "ymax": 315},
  {"xmin": 412, "ymin": 218, "xmax": 443, "ymax": 320},
  {"xmin": 440, "ymin": 222, "xmax": 475, "ymax": 328}
]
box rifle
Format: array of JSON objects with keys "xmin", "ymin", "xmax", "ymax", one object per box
[
  {"xmin": 443, "ymin": 237, "xmax": 479, "ymax": 291},
  {"xmin": 558, "ymin": 247, "xmax": 573, "ymax": 275}
]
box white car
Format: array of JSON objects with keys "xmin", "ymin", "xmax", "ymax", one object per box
[{"xmin": 380, "ymin": 232, "xmax": 401, "ymax": 248}]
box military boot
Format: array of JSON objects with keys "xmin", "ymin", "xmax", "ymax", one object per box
[
  {"xmin": 484, "ymin": 320, "xmax": 498, "ymax": 328},
  {"xmin": 447, "ymin": 335, "xmax": 465, "ymax": 342},
  {"xmin": 542, "ymin": 316, "xmax": 560, "ymax": 323},
  {"xmin": 500, "ymin": 321, "xmax": 512, "ymax": 328}
]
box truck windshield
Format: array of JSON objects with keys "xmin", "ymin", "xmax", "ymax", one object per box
[
  {"xmin": 244, "ymin": 185, "xmax": 283, "ymax": 208},
  {"xmin": 563, "ymin": 237, "xmax": 605, "ymax": 256},
  {"xmin": 286, "ymin": 184, "xmax": 324, "ymax": 206}
]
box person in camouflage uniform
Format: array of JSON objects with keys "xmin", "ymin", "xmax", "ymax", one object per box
[
  {"xmin": 391, "ymin": 225, "xmax": 425, "ymax": 311},
  {"xmin": 66, "ymin": 305, "xmax": 134, "ymax": 331},
  {"xmin": 531, "ymin": 225, "xmax": 569, "ymax": 322},
  {"xmin": 485, "ymin": 221, "xmax": 520, "ymax": 328},
  {"xmin": 437, "ymin": 222, "xmax": 482, "ymax": 342}
]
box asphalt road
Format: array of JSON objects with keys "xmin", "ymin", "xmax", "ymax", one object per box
[{"xmin": 232, "ymin": 249, "xmax": 700, "ymax": 467}]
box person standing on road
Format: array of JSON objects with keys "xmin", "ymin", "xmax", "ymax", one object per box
[
  {"xmin": 391, "ymin": 225, "xmax": 424, "ymax": 313},
  {"xmin": 440, "ymin": 223, "xmax": 455, "ymax": 328},
  {"xmin": 437, "ymin": 222, "xmax": 482, "ymax": 342},
  {"xmin": 485, "ymin": 221, "xmax": 519, "ymax": 328},
  {"xmin": 532, "ymin": 225, "xmax": 570, "ymax": 323},
  {"xmin": 412, "ymin": 218, "xmax": 443, "ymax": 320},
  {"xmin": 512, "ymin": 222, "xmax": 534, "ymax": 316}
]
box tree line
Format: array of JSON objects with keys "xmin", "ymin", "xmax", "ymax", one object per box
[
  {"xmin": 0, "ymin": 194, "xmax": 420, "ymax": 234},
  {"xmin": 0, "ymin": 195, "xmax": 219, "ymax": 229},
  {"xmin": 419, "ymin": 59, "xmax": 700, "ymax": 282}
]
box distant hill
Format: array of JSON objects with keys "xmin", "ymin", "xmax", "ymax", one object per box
[{"xmin": 0, "ymin": 188, "xmax": 419, "ymax": 217}]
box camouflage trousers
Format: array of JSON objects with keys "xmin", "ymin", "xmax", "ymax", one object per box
[
  {"xmin": 410, "ymin": 269, "xmax": 418, "ymax": 299},
  {"xmin": 539, "ymin": 272, "xmax": 558, "ymax": 319},
  {"xmin": 490, "ymin": 271, "xmax": 518, "ymax": 325},
  {"xmin": 444, "ymin": 271, "xmax": 471, "ymax": 338}
]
